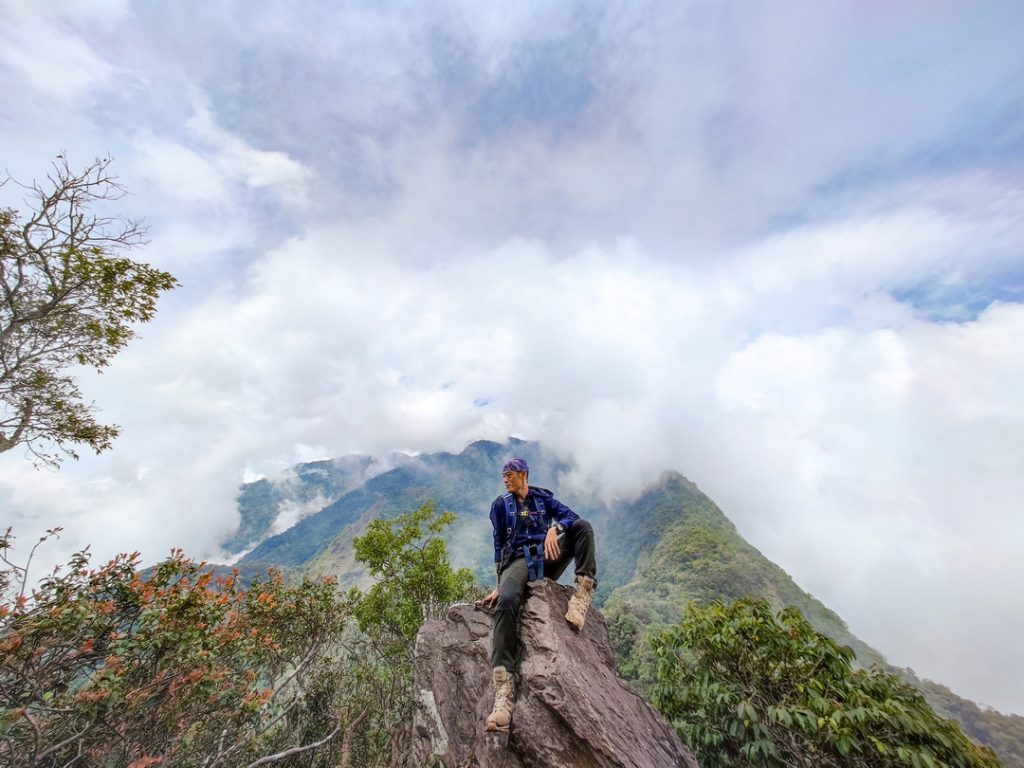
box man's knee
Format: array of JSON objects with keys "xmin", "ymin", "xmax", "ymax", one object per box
[
  {"xmin": 571, "ymin": 519, "xmax": 594, "ymax": 537},
  {"xmin": 496, "ymin": 590, "xmax": 521, "ymax": 612},
  {"xmin": 497, "ymin": 579, "xmax": 525, "ymax": 612}
]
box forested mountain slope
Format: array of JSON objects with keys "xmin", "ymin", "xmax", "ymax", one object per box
[{"xmin": 598, "ymin": 472, "xmax": 884, "ymax": 677}]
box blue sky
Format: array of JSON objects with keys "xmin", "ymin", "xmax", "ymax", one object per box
[{"xmin": 1, "ymin": 0, "xmax": 1023, "ymax": 714}]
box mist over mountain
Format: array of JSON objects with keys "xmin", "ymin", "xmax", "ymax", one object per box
[
  {"xmin": 220, "ymin": 438, "xmax": 1024, "ymax": 766},
  {"xmin": 224, "ymin": 453, "xmax": 393, "ymax": 554}
]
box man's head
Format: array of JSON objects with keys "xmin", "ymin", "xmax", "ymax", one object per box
[{"xmin": 502, "ymin": 458, "xmax": 529, "ymax": 497}]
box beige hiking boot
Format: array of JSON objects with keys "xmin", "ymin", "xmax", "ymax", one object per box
[
  {"xmin": 565, "ymin": 575, "xmax": 596, "ymax": 631},
  {"xmin": 484, "ymin": 666, "xmax": 516, "ymax": 732}
]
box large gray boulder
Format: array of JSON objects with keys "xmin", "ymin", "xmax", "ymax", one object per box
[{"xmin": 412, "ymin": 579, "xmax": 699, "ymax": 767}]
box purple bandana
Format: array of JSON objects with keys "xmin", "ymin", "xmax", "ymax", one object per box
[{"xmin": 502, "ymin": 458, "xmax": 529, "ymax": 474}]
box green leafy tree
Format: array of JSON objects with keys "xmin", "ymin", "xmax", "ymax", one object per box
[
  {"xmin": 0, "ymin": 155, "xmax": 177, "ymax": 465},
  {"xmin": 348, "ymin": 501, "xmax": 480, "ymax": 764},
  {"xmin": 651, "ymin": 598, "xmax": 1000, "ymax": 768},
  {"xmin": 353, "ymin": 501, "xmax": 478, "ymax": 647}
]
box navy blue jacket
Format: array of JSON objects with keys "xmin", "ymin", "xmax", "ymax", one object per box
[{"xmin": 489, "ymin": 486, "xmax": 579, "ymax": 567}]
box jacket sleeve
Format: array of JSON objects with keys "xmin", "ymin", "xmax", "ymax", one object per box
[
  {"xmin": 546, "ymin": 495, "xmax": 579, "ymax": 529},
  {"xmin": 489, "ymin": 498, "xmax": 504, "ymax": 564}
]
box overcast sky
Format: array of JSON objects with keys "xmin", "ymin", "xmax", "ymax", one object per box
[{"xmin": 2, "ymin": 0, "xmax": 1023, "ymax": 714}]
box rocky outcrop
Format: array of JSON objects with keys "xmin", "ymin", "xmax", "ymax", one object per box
[{"xmin": 412, "ymin": 579, "xmax": 699, "ymax": 768}]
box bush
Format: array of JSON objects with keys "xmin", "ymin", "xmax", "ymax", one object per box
[
  {"xmin": 651, "ymin": 597, "xmax": 1000, "ymax": 768},
  {"xmin": 0, "ymin": 502, "xmax": 478, "ymax": 768}
]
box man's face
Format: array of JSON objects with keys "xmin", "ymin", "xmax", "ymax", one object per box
[{"xmin": 502, "ymin": 470, "xmax": 528, "ymax": 496}]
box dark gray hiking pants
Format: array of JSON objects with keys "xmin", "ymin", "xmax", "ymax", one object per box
[{"xmin": 490, "ymin": 518, "xmax": 597, "ymax": 672}]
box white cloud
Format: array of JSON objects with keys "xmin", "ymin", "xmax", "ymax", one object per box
[
  {"xmin": 186, "ymin": 104, "xmax": 313, "ymax": 210},
  {"xmin": 130, "ymin": 103, "xmax": 313, "ymax": 213},
  {"xmin": 0, "ymin": 4, "xmax": 121, "ymax": 102},
  {"xmin": 133, "ymin": 133, "xmax": 233, "ymax": 208},
  {"xmin": 8, "ymin": 171, "xmax": 1024, "ymax": 711},
  {"xmin": 709, "ymin": 304, "xmax": 1024, "ymax": 712},
  {"xmin": 8, "ymin": 0, "xmax": 132, "ymax": 25}
]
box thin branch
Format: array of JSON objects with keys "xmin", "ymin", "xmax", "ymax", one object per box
[
  {"xmin": 20, "ymin": 710, "xmax": 43, "ymax": 766},
  {"xmin": 205, "ymin": 639, "xmax": 327, "ymax": 768},
  {"xmin": 208, "ymin": 695, "xmax": 303, "ymax": 768},
  {"xmin": 31, "ymin": 723, "xmax": 93, "ymax": 767},
  {"xmin": 266, "ymin": 638, "xmax": 324, "ymax": 706},
  {"xmin": 0, "ymin": 398, "xmax": 33, "ymax": 456},
  {"xmin": 57, "ymin": 737, "xmax": 84, "ymax": 768},
  {"xmin": 243, "ymin": 718, "xmax": 344, "ymax": 768}
]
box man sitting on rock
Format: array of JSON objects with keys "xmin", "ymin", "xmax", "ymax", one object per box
[{"xmin": 480, "ymin": 457, "xmax": 598, "ymax": 733}]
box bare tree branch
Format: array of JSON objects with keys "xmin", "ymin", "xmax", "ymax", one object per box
[{"xmin": 243, "ymin": 716, "xmax": 345, "ymax": 768}]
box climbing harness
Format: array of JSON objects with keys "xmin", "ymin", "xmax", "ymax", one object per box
[{"xmin": 498, "ymin": 492, "xmax": 548, "ymax": 579}]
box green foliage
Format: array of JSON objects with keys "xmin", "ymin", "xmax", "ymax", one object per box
[
  {"xmin": 0, "ymin": 528, "xmax": 362, "ymax": 768},
  {"xmin": 352, "ymin": 501, "xmax": 480, "ymax": 647},
  {"xmin": 344, "ymin": 501, "xmax": 480, "ymax": 763},
  {"xmin": 651, "ymin": 598, "xmax": 1001, "ymax": 768},
  {"xmin": 0, "ymin": 156, "xmax": 177, "ymax": 465},
  {"xmin": 0, "ymin": 502, "xmax": 477, "ymax": 768}
]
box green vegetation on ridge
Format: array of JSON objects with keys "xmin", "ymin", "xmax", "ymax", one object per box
[
  {"xmin": 603, "ymin": 472, "xmax": 881, "ymax": 683},
  {"xmin": 222, "ymin": 456, "xmax": 376, "ymax": 554}
]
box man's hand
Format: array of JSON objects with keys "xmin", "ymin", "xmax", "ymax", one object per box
[
  {"xmin": 544, "ymin": 527, "xmax": 560, "ymax": 560},
  {"xmin": 480, "ymin": 588, "xmax": 500, "ymax": 609}
]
